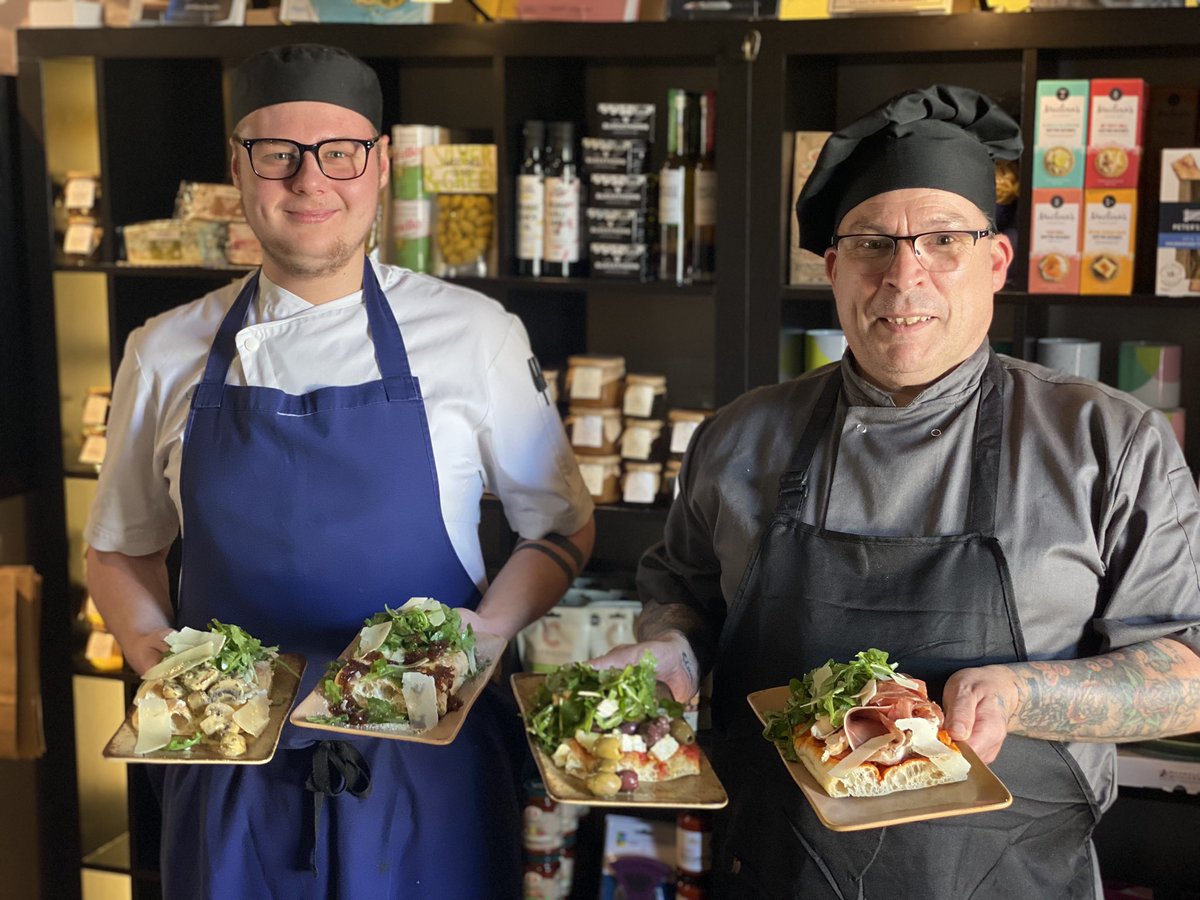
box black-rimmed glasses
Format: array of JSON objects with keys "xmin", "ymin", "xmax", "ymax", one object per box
[
  {"xmin": 237, "ymin": 137, "xmax": 381, "ymax": 180},
  {"xmin": 832, "ymin": 229, "xmax": 994, "ymax": 274}
]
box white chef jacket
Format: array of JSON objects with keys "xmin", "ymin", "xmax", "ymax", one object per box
[{"xmin": 85, "ymin": 260, "xmax": 594, "ymax": 591}]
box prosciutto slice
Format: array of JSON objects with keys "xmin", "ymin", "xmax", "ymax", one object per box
[{"xmin": 842, "ymin": 678, "xmax": 945, "ymax": 752}]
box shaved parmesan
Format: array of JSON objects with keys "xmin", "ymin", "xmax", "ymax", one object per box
[
  {"xmin": 143, "ymin": 641, "xmax": 216, "ymax": 681},
  {"xmin": 895, "ymin": 717, "xmax": 972, "ymax": 780},
  {"xmin": 810, "ymin": 664, "xmax": 833, "ymax": 698},
  {"xmin": 401, "ymin": 672, "xmax": 438, "ymax": 732},
  {"xmin": 889, "ymin": 671, "xmax": 922, "ymax": 691},
  {"xmin": 134, "ymin": 695, "xmax": 172, "ymax": 754},
  {"xmin": 828, "ymin": 733, "xmax": 899, "ymax": 779},
  {"xmin": 356, "ymin": 621, "xmax": 392, "ymax": 657},
  {"xmin": 232, "ymin": 693, "xmax": 271, "ymax": 738},
  {"xmin": 164, "ymin": 627, "xmax": 227, "ymax": 658},
  {"xmin": 400, "ymin": 597, "xmax": 446, "ymax": 627},
  {"xmin": 810, "ymin": 716, "xmax": 836, "ymax": 739},
  {"xmin": 855, "ymin": 678, "xmax": 877, "ymax": 704}
]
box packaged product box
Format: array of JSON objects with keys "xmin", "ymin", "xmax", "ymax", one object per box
[
  {"xmin": 1086, "ymin": 78, "xmax": 1146, "ymax": 190},
  {"xmin": 1080, "ymin": 188, "xmax": 1137, "ymax": 295},
  {"xmin": 1032, "ymin": 80, "xmax": 1089, "ymax": 190},
  {"xmin": 1028, "ymin": 188, "xmax": 1083, "ymax": 294},
  {"xmin": 1156, "ymin": 148, "xmax": 1200, "ymax": 297},
  {"xmin": 788, "ymin": 130, "xmax": 833, "ymax": 286}
]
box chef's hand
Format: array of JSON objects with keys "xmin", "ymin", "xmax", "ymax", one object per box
[
  {"xmin": 587, "ymin": 631, "xmax": 700, "ymax": 704},
  {"xmin": 122, "ymin": 627, "xmax": 175, "ymax": 677},
  {"xmin": 942, "ymin": 664, "xmax": 1021, "ymax": 764}
]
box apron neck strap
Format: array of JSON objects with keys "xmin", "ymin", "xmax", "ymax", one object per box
[
  {"xmin": 200, "ymin": 260, "xmax": 413, "ymax": 388},
  {"xmin": 775, "ymin": 350, "xmax": 1005, "ymax": 535}
]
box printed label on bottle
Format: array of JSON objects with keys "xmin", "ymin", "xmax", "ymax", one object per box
[
  {"xmin": 694, "ymin": 170, "xmax": 717, "ymax": 228},
  {"xmin": 518, "ymin": 174, "xmax": 545, "ymax": 261},
  {"xmin": 659, "ymin": 167, "xmax": 685, "ymax": 225},
  {"xmin": 545, "ymin": 176, "xmax": 580, "ymax": 263},
  {"xmin": 676, "ymin": 829, "xmax": 712, "ymax": 873},
  {"xmin": 392, "ymin": 198, "xmax": 432, "ymax": 239}
]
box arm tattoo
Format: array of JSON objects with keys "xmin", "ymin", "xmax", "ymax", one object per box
[
  {"xmin": 513, "ymin": 538, "xmax": 580, "ymax": 586},
  {"xmin": 1008, "ymin": 638, "xmax": 1200, "ymax": 742}
]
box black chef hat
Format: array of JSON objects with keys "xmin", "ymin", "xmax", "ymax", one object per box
[
  {"xmin": 795, "ymin": 85, "xmax": 1022, "ymax": 255},
  {"xmin": 231, "ymin": 44, "xmax": 382, "ymax": 134}
]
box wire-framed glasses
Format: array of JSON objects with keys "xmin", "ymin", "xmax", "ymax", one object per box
[
  {"xmin": 832, "ymin": 229, "xmax": 994, "ymax": 274},
  {"xmin": 237, "ymin": 137, "xmax": 380, "ymax": 180}
]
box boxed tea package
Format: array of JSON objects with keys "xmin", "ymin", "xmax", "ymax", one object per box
[
  {"xmin": 1086, "ymin": 79, "xmax": 1146, "ymax": 190},
  {"xmin": 1156, "ymin": 149, "xmax": 1200, "ymax": 297},
  {"xmin": 788, "ymin": 130, "xmax": 833, "ymax": 285},
  {"xmin": 1033, "ymin": 80, "xmax": 1090, "ymax": 190},
  {"xmin": 1029, "ymin": 188, "xmax": 1083, "ymax": 294},
  {"xmin": 1080, "ymin": 188, "xmax": 1137, "ymax": 295}
]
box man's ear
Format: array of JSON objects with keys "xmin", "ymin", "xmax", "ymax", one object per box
[
  {"xmin": 990, "ymin": 232, "xmax": 1014, "ymax": 292},
  {"xmin": 230, "ymin": 139, "xmax": 242, "ymax": 189}
]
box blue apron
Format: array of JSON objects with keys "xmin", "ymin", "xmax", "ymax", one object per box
[{"xmin": 159, "ymin": 264, "xmax": 522, "ymax": 899}]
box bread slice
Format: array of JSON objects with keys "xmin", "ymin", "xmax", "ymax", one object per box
[
  {"xmin": 794, "ymin": 733, "xmax": 970, "ymax": 798},
  {"xmin": 553, "ymin": 735, "xmax": 702, "ymax": 784}
]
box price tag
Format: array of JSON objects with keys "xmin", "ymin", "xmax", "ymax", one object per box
[
  {"xmin": 569, "ymin": 366, "xmax": 602, "ymax": 401},
  {"xmin": 621, "ymin": 426, "xmax": 653, "ymax": 460},
  {"xmin": 79, "ymin": 434, "xmax": 107, "ymax": 466},
  {"xmin": 65, "ymin": 177, "xmax": 97, "ymax": 212},
  {"xmin": 572, "ymin": 415, "xmax": 604, "ymax": 449},
  {"xmin": 84, "ymin": 631, "xmax": 117, "ymax": 662},
  {"xmin": 578, "ymin": 462, "xmax": 604, "ymax": 498},
  {"xmin": 63, "ymin": 222, "xmax": 96, "ymax": 256},
  {"xmin": 669, "ymin": 421, "xmax": 700, "ymax": 455},
  {"xmin": 81, "ymin": 394, "xmax": 110, "ymax": 427},
  {"xmin": 623, "ymin": 471, "xmax": 659, "ymax": 505},
  {"xmin": 623, "ymin": 384, "xmax": 654, "ymax": 417}
]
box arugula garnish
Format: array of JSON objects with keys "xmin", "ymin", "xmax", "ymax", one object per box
[
  {"xmin": 207, "ymin": 620, "xmax": 291, "ymax": 678},
  {"xmin": 762, "ymin": 648, "xmax": 901, "ymax": 762},
  {"xmin": 368, "ymin": 601, "xmax": 476, "ymax": 660},
  {"xmin": 165, "ymin": 732, "xmax": 203, "ymax": 752},
  {"xmin": 526, "ymin": 652, "xmax": 681, "ymax": 754}
]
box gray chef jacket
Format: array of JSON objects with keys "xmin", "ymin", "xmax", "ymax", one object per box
[{"xmin": 638, "ymin": 341, "xmax": 1200, "ymax": 810}]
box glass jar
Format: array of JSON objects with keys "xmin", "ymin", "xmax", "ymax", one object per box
[
  {"xmin": 567, "ymin": 406, "xmax": 622, "ymax": 456},
  {"xmin": 522, "ymin": 780, "xmax": 562, "ymax": 854},
  {"xmin": 667, "ymin": 408, "xmax": 713, "ymax": 460},
  {"xmin": 434, "ymin": 193, "xmax": 495, "ymax": 278},
  {"xmin": 620, "ymin": 418, "xmax": 666, "ymax": 462},
  {"xmin": 622, "ymin": 461, "xmax": 663, "ymax": 505},
  {"xmin": 622, "ymin": 372, "xmax": 668, "ymax": 419},
  {"xmin": 575, "ymin": 454, "xmax": 622, "ymax": 505},
  {"xmin": 523, "ymin": 853, "xmax": 561, "ymax": 900},
  {"xmin": 565, "ymin": 354, "xmax": 625, "ymax": 409}
]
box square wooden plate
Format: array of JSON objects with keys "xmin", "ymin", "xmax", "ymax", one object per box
[
  {"xmin": 748, "ymin": 685, "xmax": 1012, "ymax": 831},
  {"xmin": 103, "ymin": 653, "xmax": 306, "ymax": 765},
  {"xmin": 288, "ymin": 631, "xmax": 506, "ymax": 746},
  {"xmin": 512, "ymin": 671, "xmax": 728, "ymax": 809}
]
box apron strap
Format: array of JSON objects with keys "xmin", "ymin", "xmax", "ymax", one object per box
[
  {"xmin": 777, "ymin": 370, "xmax": 842, "ymax": 515},
  {"xmin": 966, "ymin": 350, "xmax": 1005, "ymax": 536},
  {"xmin": 304, "ymin": 740, "xmax": 373, "ymax": 876}
]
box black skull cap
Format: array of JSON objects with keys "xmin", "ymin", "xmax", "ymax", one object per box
[
  {"xmin": 231, "ymin": 44, "xmax": 382, "ymax": 133},
  {"xmin": 795, "ymin": 85, "xmax": 1023, "ymax": 255}
]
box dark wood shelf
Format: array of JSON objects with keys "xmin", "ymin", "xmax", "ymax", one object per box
[
  {"xmin": 782, "ymin": 286, "xmax": 1200, "ymax": 309},
  {"xmin": 55, "ymin": 262, "xmax": 253, "ymax": 280}
]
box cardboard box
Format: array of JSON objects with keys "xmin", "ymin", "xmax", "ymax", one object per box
[
  {"xmin": 1032, "ymin": 80, "xmax": 1090, "ymax": 190},
  {"xmin": 1086, "ymin": 78, "xmax": 1146, "ymax": 190},
  {"xmin": 1080, "ymin": 188, "xmax": 1137, "ymax": 295},
  {"xmin": 1117, "ymin": 746, "xmax": 1200, "ymax": 795},
  {"xmin": 1029, "ymin": 188, "xmax": 1083, "ymax": 294},
  {"xmin": 788, "ymin": 130, "xmax": 833, "ymax": 286},
  {"xmin": 1156, "ymin": 148, "xmax": 1200, "ymax": 297}
]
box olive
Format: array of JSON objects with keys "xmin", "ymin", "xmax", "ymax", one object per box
[
  {"xmin": 640, "ymin": 715, "xmax": 670, "ymax": 745},
  {"xmin": 595, "ymin": 759, "xmax": 619, "ymax": 774},
  {"xmin": 618, "ymin": 721, "xmax": 640, "ymax": 735},
  {"xmin": 586, "ymin": 773, "xmax": 622, "ymax": 799},
  {"xmin": 669, "ymin": 717, "xmax": 696, "ymax": 746},
  {"xmin": 594, "ymin": 736, "xmax": 621, "ymax": 760},
  {"xmin": 618, "ymin": 769, "xmax": 640, "ymax": 792}
]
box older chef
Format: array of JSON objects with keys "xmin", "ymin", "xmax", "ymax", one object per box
[
  {"xmin": 594, "ymin": 84, "xmax": 1200, "ymax": 898},
  {"xmin": 84, "ymin": 44, "xmax": 594, "ymax": 899}
]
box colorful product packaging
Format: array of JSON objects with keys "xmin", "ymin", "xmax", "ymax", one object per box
[
  {"xmin": 1033, "ymin": 80, "xmax": 1090, "ymax": 190},
  {"xmin": 788, "ymin": 130, "xmax": 833, "ymax": 285},
  {"xmin": 1081, "ymin": 188, "xmax": 1137, "ymax": 295},
  {"xmin": 1086, "ymin": 78, "xmax": 1146, "ymax": 190},
  {"xmin": 1029, "ymin": 188, "xmax": 1083, "ymax": 294},
  {"xmin": 1156, "ymin": 148, "xmax": 1200, "ymax": 297}
]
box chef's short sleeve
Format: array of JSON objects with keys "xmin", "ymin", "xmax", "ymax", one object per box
[
  {"xmin": 480, "ymin": 317, "xmax": 594, "ymax": 540},
  {"xmin": 83, "ymin": 328, "xmax": 181, "ymax": 555},
  {"xmin": 1094, "ymin": 409, "xmax": 1200, "ymax": 656}
]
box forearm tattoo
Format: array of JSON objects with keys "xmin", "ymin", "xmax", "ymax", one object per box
[
  {"xmin": 513, "ymin": 537, "xmax": 582, "ymax": 586},
  {"xmin": 1008, "ymin": 639, "xmax": 1200, "ymax": 742},
  {"xmin": 637, "ymin": 603, "xmax": 707, "ymax": 643}
]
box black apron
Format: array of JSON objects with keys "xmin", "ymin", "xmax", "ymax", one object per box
[{"xmin": 709, "ymin": 353, "xmax": 1100, "ymax": 900}]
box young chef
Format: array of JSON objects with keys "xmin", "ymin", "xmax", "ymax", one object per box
[
  {"xmin": 84, "ymin": 43, "xmax": 595, "ymax": 898},
  {"xmin": 594, "ymin": 85, "xmax": 1200, "ymax": 898}
]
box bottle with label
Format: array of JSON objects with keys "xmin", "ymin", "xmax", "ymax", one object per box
[
  {"xmin": 544, "ymin": 121, "xmax": 582, "ymax": 277},
  {"xmin": 691, "ymin": 90, "xmax": 717, "ymax": 283},
  {"xmin": 675, "ymin": 810, "xmax": 712, "ymax": 899},
  {"xmin": 516, "ymin": 120, "xmax": 546, "ymax": 277},
  {"xmin": 659, "ymin": 89, "xmax": 695, "ymax": 284}
]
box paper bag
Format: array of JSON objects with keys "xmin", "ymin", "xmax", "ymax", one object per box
[{"xmin": 0, "ymin": 567, "xmax": 45, "ymax": 760}]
